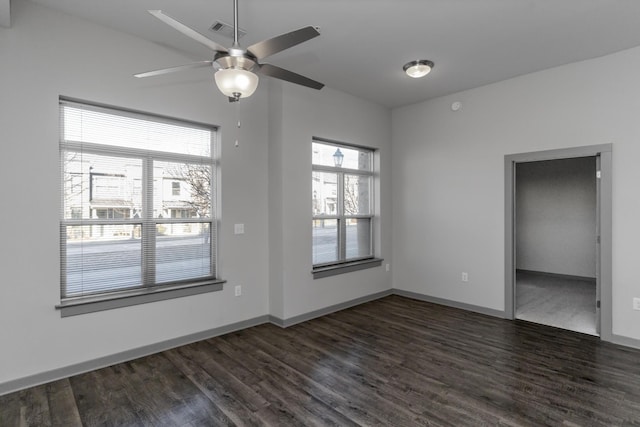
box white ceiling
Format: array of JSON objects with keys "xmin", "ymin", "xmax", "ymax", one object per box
[{"xmin": 26, "ymin": 0, "xmax": 640, "ymax": 108}]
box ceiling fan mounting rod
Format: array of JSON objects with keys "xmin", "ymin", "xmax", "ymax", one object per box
[{"xmin": 233, "ymin": 0, "xmax": 239, "ymax": 47}]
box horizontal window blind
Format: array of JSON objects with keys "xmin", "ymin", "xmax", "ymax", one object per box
[{"xmin": 60, "ymin": 99, "xmax": 217, "ymax": 300}]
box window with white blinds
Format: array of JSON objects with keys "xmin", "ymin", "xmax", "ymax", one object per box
[{"xmin": 59, "ymin": 99, "xmax": 218, "ymax": 302}]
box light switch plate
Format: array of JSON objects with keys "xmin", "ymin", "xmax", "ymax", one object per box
[{"xmin": 234, "ymin": 224, "xmax": 245, "ymax": 234}]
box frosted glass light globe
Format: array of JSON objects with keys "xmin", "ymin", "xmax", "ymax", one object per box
[{"xmin": 214, "ymin": 68, "xmax": 259, "ymax": 98}]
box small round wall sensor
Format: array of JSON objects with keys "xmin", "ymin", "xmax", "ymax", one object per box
[{"xmin": 451, "ymin": 101, "xmax": 462, "ymax": 112}]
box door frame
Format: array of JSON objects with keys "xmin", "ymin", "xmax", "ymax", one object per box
[{"xmin": 504, "ymin": 144, "xmax": 612, "ymax": 341}]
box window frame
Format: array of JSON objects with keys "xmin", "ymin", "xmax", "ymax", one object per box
[
  {"xmin": 56, "ymin": 98, "xmax": 224, "ymax": 316},
  {"xmin": 311, "ymin": 138, "xmax": 382, "ymax": 278},
  {"xmin": 171, "ymin": 181, "xmax": 181, "ymax": 196}
]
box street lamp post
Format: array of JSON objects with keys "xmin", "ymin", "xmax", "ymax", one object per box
[{"xmin": 333, "ymin": 148, "xmax": 344, "ymax": 167}]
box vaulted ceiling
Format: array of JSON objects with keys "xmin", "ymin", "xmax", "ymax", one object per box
[{"xmin": 16, "ymin": 0, "xmax": 640, "ymax": 107}]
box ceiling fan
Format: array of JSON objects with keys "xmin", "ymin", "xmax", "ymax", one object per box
[{"xmin": 135, "ymin": 0, "xmax": 324, "ymax": 102}]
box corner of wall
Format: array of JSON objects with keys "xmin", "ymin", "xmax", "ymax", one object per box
[{"xmin": 267, "ymin": 80, "xmax": 285, "ymax": 319}]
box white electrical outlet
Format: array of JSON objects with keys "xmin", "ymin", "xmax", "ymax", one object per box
[
  {"xmin": 235, "ymin": 285, "xmax": 242, "ymax": 297},
  {"xmin": 461, "ymin": 272, "xmax": 469, "ymax": 282},
  {"xmin": 385, "ymin": 263, "xmax": 390, "ymax": 272},
  {"xmin": 234, "ymin": 224, "xmax": 245, "ymax": 235},
  {"xmin": 633, "ymin": 297, "xmax": 640, "ymax": 311}
]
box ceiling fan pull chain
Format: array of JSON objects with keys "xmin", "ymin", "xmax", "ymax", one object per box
[{"xmin": 234, "ymin": 101, "xmax": 240, "ymax": 147}]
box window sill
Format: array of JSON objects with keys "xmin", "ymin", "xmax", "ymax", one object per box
[
  {"xmin": 55, "ymin": 279, "xmax": 226, "ymax": 317},
  {"xmin": 312, "ymin": 258, "xmax": 383, "ymax": 279}
]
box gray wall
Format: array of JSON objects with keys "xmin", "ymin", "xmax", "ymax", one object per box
[
  {"xmin": 516, "ymin": 157, "xmax": 596, "ymax": 278},
  {"xmin": 392, "ymin": 42, "xmax": 640, "ymax": 341},
  {"xmin": 268, "ymin": 81, "xmax": 392, "ymax": 320}
]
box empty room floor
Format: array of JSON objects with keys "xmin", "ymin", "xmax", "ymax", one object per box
[
  {"xmin": 4, "ymin": 295, "xmax": 640, "ymax": 425},
  {"xmin": 516, "ymin": 270, "xmax": 597, "ymax": 335}
]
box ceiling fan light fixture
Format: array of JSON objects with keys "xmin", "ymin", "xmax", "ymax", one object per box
[
  {"xmin": 214, "ymin": 68, "xmax": 259, "ymax": 99},
  {"xmin": 136, "ymin": 3, "xmax": 323, "ymax": 102},
  {"xmin": 403, "ymin": 60, "xmax": 434, "ymax": 78}
]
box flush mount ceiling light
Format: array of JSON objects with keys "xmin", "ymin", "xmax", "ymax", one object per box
[
  {"xmin": 403, "ymin": 60, "xmax": 434, "ymax": 78},
  {"xmin": 135, "ymin": 0, "xmax": 324, "ymax": 102}
]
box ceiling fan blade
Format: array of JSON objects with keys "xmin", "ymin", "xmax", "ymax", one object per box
[
  {"xmin": 134, "ymin": 61, "xmax": 213, "ymax": 78},
  {"xmin": 148, "ymin": 10, "xmax": 228, "ymax": 53},
  {"xmin": 258, "ymin": 63, "xmax": 324, "ymax": 90},
  {"xmin": 247, "ymin": 26, "xmax": 320, "ymax": 60}
]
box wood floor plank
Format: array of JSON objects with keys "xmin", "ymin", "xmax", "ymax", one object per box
[
  {"xmin": 163, "ymin": 345, "xmax": 268, "ymax": 426},
  {"xmin": 191, "ymin": 337, "xmax": 305, "ymax": 426},
  {"xmin": 227, "ymin": 325, "xmax": 448, "ymax": 426},
  {"xmin": 176, "ymin": 340, "xmax": 270, "ymax": 412},
  {"xmin": 0, "ymin": 384, "xmax": 53, "ymax": 427},
  {"xmin": 298, "ymin": 314, "xmax": 533, "ymax": 426},
  {"xmin": 45, "ymin": 379, "xmax": 82, "ymax": 427},
  {"xmin": 70, "ymin": 366, "xmax": 147, "ymax": 426},
  {"xmin": 0, "ymin": 391, "xmax": 22, "ymax": 426},
  {"xmin": 3, "ymin": 295, "xmax": 640, "ymax": 425},
  {"xmin": 124, "ymin": 353, "xmax": 233, "ymax": 426},
  {"xmin": 221, "ymin": 332, "xmax": 376, "ymax": 426},
  {"xmin": 217, "ymin": 331, "xmax": 365, "ymax": 426}
]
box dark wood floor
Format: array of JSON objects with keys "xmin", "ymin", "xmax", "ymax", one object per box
[{"xmin": 3, "ymin": 295, "xmax": 640, "ymax": 426}]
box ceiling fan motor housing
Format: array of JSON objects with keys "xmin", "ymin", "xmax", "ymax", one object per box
[{"xmin": 213, "ymin": 51, "xmax": 258, "ymax": 72}]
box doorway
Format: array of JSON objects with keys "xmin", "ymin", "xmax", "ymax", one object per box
[
  {"xmin": 504, "ymin": 145, "xmax": 612, "ymax": 340},
  {"xmin": 515, "ymin": 157, "xmax": 597, "ymax": 335}
]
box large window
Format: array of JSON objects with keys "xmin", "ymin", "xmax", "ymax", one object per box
[
  {"xmin": 59, "ymin": 99, "xmax": 220, "ymax": 312},
  {"xmin": 312, "ymin": 139, "xmax": 375, "ymax": 270}
]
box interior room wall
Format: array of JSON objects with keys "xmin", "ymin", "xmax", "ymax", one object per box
[
  {"xmin": 268, "ymin": 81, "xmax": 393, "ymax": 321},
  {"xmin": 516, "ymin": 157, "xmax": 597, "ymax": 278},
  {"xmin": 391, "ymin": 44, "xmax": 640, "ymax": 342}
]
